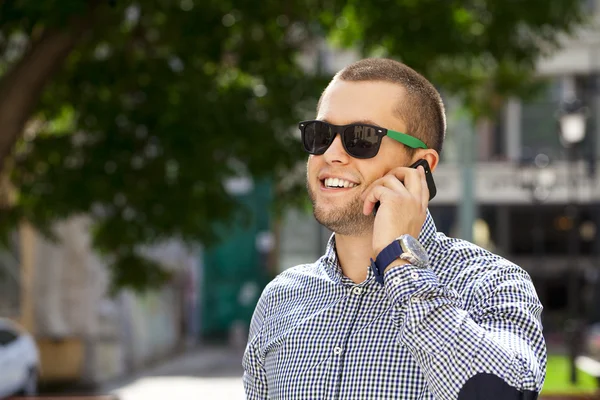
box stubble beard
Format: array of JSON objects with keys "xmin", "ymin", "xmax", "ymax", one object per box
[{"xmin": 307, "ymin": 182, "xmax": 374, "ymax": 236}]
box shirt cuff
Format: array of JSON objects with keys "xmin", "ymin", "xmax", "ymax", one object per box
[{"xmin": 383, "ymin": 264, "xmax": 441, "ymax": 304}]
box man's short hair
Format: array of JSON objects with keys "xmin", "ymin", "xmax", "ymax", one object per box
[{"xmin": 318, "ymin": 58, "xmax": 446, "ymax": 154}]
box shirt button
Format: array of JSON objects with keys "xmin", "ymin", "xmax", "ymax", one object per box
[
  {"xmin": 411, "ymin": 297, "xmax": 421, "ymax": 303},
  {"xmin": 410, "ymin": 272, "xmax": 420, "ymax": 280},
  {"xmin": 333, "ymin": 346, "xmax": 343, "ymax": 355},
  {"xmin": 392, "ymin": 277, "xmax": 401, "ymax": 285},
  {"xmin": 352, "ymin": 287, "xmax": 363, "ymax": 295}
]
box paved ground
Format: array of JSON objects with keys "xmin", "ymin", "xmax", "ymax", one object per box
[
  {"xmin": 99, "ymin": 345, "xmax": 245, "ymax": 400},
  {"xmin": 92, "ymin": 345, "xmax": 599, "ymax": 400}
]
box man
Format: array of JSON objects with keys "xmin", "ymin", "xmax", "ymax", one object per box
[{"xmin": 243, "ymin": 58, "xmax": 546, "ymax": 399}]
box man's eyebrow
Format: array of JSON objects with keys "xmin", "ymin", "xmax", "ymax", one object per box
[
  {"xmin": 354, "ymin": 119, "xmax": 382, "ymax": 127},
  {"xmin": 319, "ymin": 119, "xmax": 383, "ymax": 128}
]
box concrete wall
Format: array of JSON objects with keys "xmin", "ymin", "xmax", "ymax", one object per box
[{"xmin": 28, "ymin": 215, "xmax": 198, "ymax": 384}]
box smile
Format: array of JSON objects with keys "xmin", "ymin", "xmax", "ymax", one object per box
[{"xmin": 320, "ymin": 177, "xmax": 358, "ymax": 189}]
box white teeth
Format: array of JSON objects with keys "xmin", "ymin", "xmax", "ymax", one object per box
[{"xmin": 324, "ymin": 178, "xmax": 357, "ymax": 188}]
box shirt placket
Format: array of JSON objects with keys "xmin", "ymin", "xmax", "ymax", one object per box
[{"xmin": 330, "ymin": 284, "xmax": 367, "ymax": 399}]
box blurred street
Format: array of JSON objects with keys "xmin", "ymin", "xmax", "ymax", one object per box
[
  {"xmin": 100, "ymin": 345, "xmax": 245, "ymax": 400},
  {"xmin": 1, "ymin": 0, "xmax": 599, "ymax": 398}
]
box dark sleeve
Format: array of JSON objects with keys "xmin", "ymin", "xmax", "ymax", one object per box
[{"xmin": 458, "ymin": 373, "xmax": 538, "ymax": 400}]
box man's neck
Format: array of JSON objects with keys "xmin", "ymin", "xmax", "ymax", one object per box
[{"xmin": 334, "ymin": 232, "xmax": 376, "ymax": 284}]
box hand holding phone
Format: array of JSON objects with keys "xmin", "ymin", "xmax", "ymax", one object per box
[
  {"xmin": 365, "ymin": 159, "xmax": 434, "ymax": 255},
  {"xmin": 372, "ymin": 159, "xmax": 436, "ymax": 215}
]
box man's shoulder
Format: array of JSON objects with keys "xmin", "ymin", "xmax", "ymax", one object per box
[
  {"xmin": 259, "ymin": 260, "xmax": 332, "ymax": 300},
  {"xmin": 431, "ymin": 233, "xmax": 530, "ymax": 292},
  {"xmin": 433, "ymin": 233, "xmax": 520, "ymax": 271}
]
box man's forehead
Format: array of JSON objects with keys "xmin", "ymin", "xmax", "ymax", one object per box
[
  {"xmin": 323, "ymin": 78, "xmax": 405, "ymax": 98},
  {"xmin": 317, "ymin": 80, "xmax": 407, "ymax": 128}
]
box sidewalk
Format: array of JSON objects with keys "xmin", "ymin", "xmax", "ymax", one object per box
[{"xmin": 97, "ymin": 344, "xmax": 245, "ymax": 400}]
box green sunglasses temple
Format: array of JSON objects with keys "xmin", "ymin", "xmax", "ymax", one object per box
[{"xmin": 385, "ymin": 129, "xmax": 428, "ymax": 149}]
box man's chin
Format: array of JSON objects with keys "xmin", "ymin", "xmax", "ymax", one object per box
[{"xmin": 312, "ymin": 206, "xmax": 373, "ymax": 236}]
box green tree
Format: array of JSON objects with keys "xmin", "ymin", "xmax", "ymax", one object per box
[
  {"xmin": 0, "ymin": 0, "xmax": 586, "ymax": 290},
  {"xmin": 327, "ymin": 0, "xmax": 586, "ymax": 116}
]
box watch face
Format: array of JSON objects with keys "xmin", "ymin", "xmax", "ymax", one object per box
[{"xmin": 402, "ymin": 235, "xmax": 429, "ymax": 264}]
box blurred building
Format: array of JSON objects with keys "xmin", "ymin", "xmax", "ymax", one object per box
[
  {"xmin": 280, "ymin": 0, "xmax": 600, "ymax": 336},
  {"xmin": 0, "ymin": 217, "xmax": 199, "ymax": 386}
]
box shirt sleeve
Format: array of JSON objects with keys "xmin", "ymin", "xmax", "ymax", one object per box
[
  {"xmin": 243, "ymin": 286, "xmax": 270, "ymax": 399},
  {"xmin": 383, "ymin": 261, "xmax": 546, "ymax": 400}
]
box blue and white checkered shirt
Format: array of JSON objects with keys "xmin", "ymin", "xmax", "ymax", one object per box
[{"xmin": 243, "ymin": 212, "xmax": 546, "ymax": 399}]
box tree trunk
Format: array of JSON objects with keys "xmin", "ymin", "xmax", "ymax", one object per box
[{"xmin": 0, "ymin": 19, "xmax": 91, "ymax": 174}]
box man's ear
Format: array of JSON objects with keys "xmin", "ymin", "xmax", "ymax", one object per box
[{"xmin": 413, "ymin": 149, "xmax": 440, "ymax": 172}]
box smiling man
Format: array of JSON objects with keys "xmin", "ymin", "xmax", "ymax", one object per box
[{"xmin": 243, "ymin": 58, "xmax": 546, "ymax": 399}]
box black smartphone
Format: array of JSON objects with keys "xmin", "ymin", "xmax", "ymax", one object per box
[{"xmin": 372, "ymin": 159, "xmax": 437, "ymax": 215}]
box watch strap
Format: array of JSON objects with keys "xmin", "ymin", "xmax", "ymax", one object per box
[{"xmin": 370, "ymin": 240, "xmax": 403, "ymax": 285}]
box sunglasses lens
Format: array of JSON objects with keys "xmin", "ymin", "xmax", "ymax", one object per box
[
  {"xmin": 342, "ymin": 125, "xmax": 381, "ymax": 158},
  {"xmin": 302, "ymin": 121, "xmax": 335, "ymax": 154}
]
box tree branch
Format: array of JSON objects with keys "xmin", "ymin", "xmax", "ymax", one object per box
[{"xmin": 0, "ymin": 13, "xmax": 94, "ymax": 174}]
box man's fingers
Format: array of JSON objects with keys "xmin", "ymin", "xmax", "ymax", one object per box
[
  {"xmin": 361, "ymin": 166, "xmax": 429, "ymax": 215},
  {"xmin": 360, "ymin": 174, "xmax": 408, "ymax": 201},
  {"xmin": 375, "ymin": 167, "xmax": 422, "ymax": 196},
  {"xmin": 396, "ymin": 167, "xmax": 422, "ymax": 196},
  {"xmin": 362, "ymin": 186, "xmax": 393, "ymax": 215},
  {"xmin": 377, "ymin": 174, "xmax": 410, "ymax": 195}
]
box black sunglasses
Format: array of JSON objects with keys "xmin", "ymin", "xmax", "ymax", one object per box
[{"xmin": 298, "ymin": 120, "xmax": 427, "ymax": 159}]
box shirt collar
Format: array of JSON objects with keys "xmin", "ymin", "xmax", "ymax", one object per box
[{"xmin": 320, "ymin": 210, "xmax": 438, "ymax": 286}]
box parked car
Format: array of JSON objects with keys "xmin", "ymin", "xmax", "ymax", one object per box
[{"xmin": 0, "ymin": 318, "xmax": 39, "ymax": 399}]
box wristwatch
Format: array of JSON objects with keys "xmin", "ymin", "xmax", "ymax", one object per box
[{"xmin": 370, "ymin": 234, "xmax": 429, "ymax": 285}]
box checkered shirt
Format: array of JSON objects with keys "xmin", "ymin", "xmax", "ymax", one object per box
[{"xmin": 243, "ymin": 212, "xmax": 547, "ymax": 399}]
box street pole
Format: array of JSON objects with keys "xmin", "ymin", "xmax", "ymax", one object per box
[
  {"xmin": 567, "ymin": 145, "xmax": 581, "ymax": 384},
  {"xmin": 557, "ymin": 92, "xmax": 588, "ymax": 384},
  {"xmin": 523, "ymin": 156, "xmax": 554, "ymax": 314},
  {"xmin": 532, "ymin": 193, "xmax": 546, "ymax": 308},
  {"xmin": 459, "ymin": 114, "xmax": 476, "ymax": 242}
]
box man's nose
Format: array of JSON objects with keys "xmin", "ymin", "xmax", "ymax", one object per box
[{"xmin": 323, "ymin": 134, "xmax": 349, "ymax": 165}]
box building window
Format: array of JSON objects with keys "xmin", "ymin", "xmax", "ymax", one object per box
[{"xmin": 520, "ymin": 78, "xmax": 563, "ymax": 161}]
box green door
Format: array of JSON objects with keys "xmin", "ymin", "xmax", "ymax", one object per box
[{"xmin": 199, "ymin": 179, "xmax": 272, "ymax": 339}]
